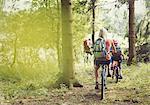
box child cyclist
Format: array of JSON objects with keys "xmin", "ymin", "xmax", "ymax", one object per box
[{"xmin": 112, "ymin": 40, "xmax": 124, "ymax": 79}]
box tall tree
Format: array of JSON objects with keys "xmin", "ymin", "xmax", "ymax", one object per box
[
  {"xmin": 92, "ymin": 0, "xmax": 96, "ymax": 45},
  {"xmin": 56, "ymin": 0, "xmax": 61, "ymax": 69},
  {"xmin": 127, "ymin": 0, "xmax": 136, "ymax": 65},
  {"xmin": 61, "ymin": 0, "xmax": 74, "ymax": 87}
]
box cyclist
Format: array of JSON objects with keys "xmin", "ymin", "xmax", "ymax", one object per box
[
  {"xmin": 112, "ymin": 40, "xmax": 123, "ymax": 79},
  {"xmin": 83, "ymin": 39, "xmax": 92, "ymax": 55},
  {"xmin": 105, "ymin": 39, "xmax": 114, "ymax": 77},
  {"xmin": 94, "ymin": 28, "xmax": 116, "ymax": 89}
]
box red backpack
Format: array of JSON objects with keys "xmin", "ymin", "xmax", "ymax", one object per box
[{"xmin": 83, "ymin": 40, "xmax": 90, "ymax": 52}]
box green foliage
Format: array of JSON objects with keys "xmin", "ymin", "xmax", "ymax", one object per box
[
  {"xmin": 2, "ymin": 10, "xmax": 57, "ymax": 47},
  {"xmin": 0, "ymin": 0, "xmax": 149, "ymax": 103},
  {"xmin": 136, "ymin": 11, "xmax": 150, "ymax": 45},
  {"xmin": 0, "ymin": 61, "xmax": 59, "ymax": 83},
  {"xmin": 118, "ymin": 0, "xmax": 128, "ymax": 4},
  {"xmin": 73, "ymin": 0, "xmax": 88, "ymax": 14},
  {"xmin": 0, "ymin": 61, "xmax": 59, "ymax": 100}
]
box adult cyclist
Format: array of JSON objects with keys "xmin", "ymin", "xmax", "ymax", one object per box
[{"xmin": 94, "ymin": 28, "xmax": 116, "ymax": 89}]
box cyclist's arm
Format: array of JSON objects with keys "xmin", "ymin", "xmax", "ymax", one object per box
[
  {"xmin": 111, "ymin": 41, "xmax": 116, "ymax": 53},
  {"xmin": 105, "ymin": 39, "xmax": 111, "ymax": 53},
  {"xmin": 121, "ymin": 51, "xmax": 125, "ymax": 60}
]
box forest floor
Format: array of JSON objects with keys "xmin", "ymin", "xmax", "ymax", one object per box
[{"xmin": 0, "ymin": 63, "xmax": 150, "ymax": 105}]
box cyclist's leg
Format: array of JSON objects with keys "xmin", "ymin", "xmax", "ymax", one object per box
[
  {"xmin": 112, "ymin": 60, "xmax": 118, "ymax": 78},
  {"xmin": 84, "ymin": 52, "xmax": 87, "ymax": 63},
  {"xmin": 94, "ymin": 58, "xmax": 100, "ymax": 89},
  {"xmin": 104, "ymin": 65, "xmax": 107, "ymax": 89},
  {"xmin": 107, "ymin": 61, "xmax": 111, "ymax": 77},
  {"xmin": 86, "ymin": 51, "xmax": 92, "ymax": 63},
  {"xmin": 111, "ymin": 56, "xmax": 114, "ymax": 70},
  {"xmin": 86, "ymin": 53, "xmax": 88, "ymax": 62},
  {"xmin": 112, "ymin": 59, "xmax": 115, "ymax": 78},
  {"xmin": 118, "ymin": 61, "xmax": 123, "ymax": 79},
  {"xmin": 95, "ymin": 65, "xmax": 99, "ymax": 83}
]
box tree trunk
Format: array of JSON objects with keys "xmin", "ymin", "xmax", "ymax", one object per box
[
  {"xmin": 127, "ymin": 0, "xmax": 136, "ymax": 66},
  {"xmin": 56, "ymin": 0, "xmax": 61, "ymax": 69},
  {"xmin": 61, "ymin": 0, "xmax": 74, "ymax": 87},
  {"xmin": 92, "ymin": 0, "xmax": 96, "ymax": 45}
]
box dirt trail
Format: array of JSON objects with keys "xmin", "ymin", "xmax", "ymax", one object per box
[
  {"xmin": 6, "ymin": 82, "xmax": 148, "ymax": 105},
  {"xmin": 1, "ymin": 64, "xmax": 150, "ymax": 105}
]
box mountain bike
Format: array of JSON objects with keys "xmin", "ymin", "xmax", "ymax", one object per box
[
  {"xmin": 112, "ymin": 61, "xmax": 121, "ymax": 83},
  {"xmin": 101, "ymin": 64, "xmax": 107, "ymax": 100},
  {"xmin": 113, "ymin": 65, "xmax": 119, "ymax": 83}
]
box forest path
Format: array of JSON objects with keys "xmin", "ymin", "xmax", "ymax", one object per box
[
  {"xmin": 10, "ymin": 82, "xmax": 149, "ymax": 105},
  {"xmin": 1, "ymin": 63, "xmax": 150, "ymax": 105}
]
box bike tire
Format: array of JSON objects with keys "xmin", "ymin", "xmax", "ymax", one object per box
[
  {"xmin": 115, "ymin": 66, "xmax": 119, "ymax": 83},
  {"xmin": 101, "ymin": 67, "xmax": 105, "ymax": 100}
]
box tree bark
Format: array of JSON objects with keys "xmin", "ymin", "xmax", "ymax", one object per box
[
  {"xmin": 56, "ymin": 0, "xmax": 61, "ymax": 69},
  {"xmin": 127, "ymin": 0, "xmax": 136, "ymax": 66},
  {"xmin": 61, "ymin": 0, "xmax": 74, "ymax": 87},
  {"xmin": 92, "ymin": 0, "xmax": 96, "ymax": 45}
]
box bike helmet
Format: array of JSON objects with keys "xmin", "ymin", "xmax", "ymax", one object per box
[{"xmin": 113, "ymin": 39, "xmax": 118, "ymax": 45}]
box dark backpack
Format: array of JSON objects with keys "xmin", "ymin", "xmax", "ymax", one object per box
[
  {"xmin": 114, "ymin": 45, "xmax": 122, "ymax": 56},
  {"xmin": 93, "ymin": 38, "xmax": 106, "ymax": 58}
]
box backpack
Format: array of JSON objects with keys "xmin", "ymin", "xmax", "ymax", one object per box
[
  {"xmin": 114, "ymin": 45, "xmax": 122, "ymax": 56},
  {"xmin": 83, "ymin": 40, "xmax": 90, "ymax": 52},
  {"xmin": 83, "ymin": 40, "xmax": 87, "ymax": 47},
  {"xmin": 93, "ymin": 38, "xmax": 106, "ymax": 58}
]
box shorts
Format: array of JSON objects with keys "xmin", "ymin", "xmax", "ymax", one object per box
[
  {"xmin": 112, "ymin": 55, "xmax": 122, "ymax": 63},
  {"xmin": 110, "ymin": 56, "xmax": 113, "ymax": 63},
  {"xmin": 94, "ymin": 57, "xmax": 110, "ymax": 67}
]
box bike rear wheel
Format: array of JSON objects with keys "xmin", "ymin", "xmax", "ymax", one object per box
[
  {"xmin": 115, "ymin": 66, "xmax": 119, "ymax": 83},
  {"xmin": 101, "ymin": 65, "xmax": 106, "ymax": 100}
]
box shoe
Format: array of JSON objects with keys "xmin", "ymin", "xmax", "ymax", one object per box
[
  {"xmin": 95, "ymin": 85, "xmax": 99, "ymax": 89},
  {"xmin": 104, "ymin": 84, "xmax": 107, "ymax": 89},
  {"xmin": 118, "ymin": 75, "xmax": 123, "ymax": 79},
  {"xmin": 112, "ymin": 75, "xmax": 114, "ymax": 79},
  {"xmin": 95, "ymin": 82, "xmax": 99, "ymax": 89},
  {"xmin": 107, "ymin": 74, "xmax": 111, "ymax": 77}
]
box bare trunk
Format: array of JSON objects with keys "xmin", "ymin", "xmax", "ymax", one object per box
[
  {"xmin": 61, "ymin": 0, "xmax": 74, "ymax": 87},
  {"xmin": 92, "ymin": 0, "xmax": 96, "ymax": 45},
  {"xmin": 127, "ymin": 0, "xmax": 136, "ymax": 66},
  {"xmin": 56, "ymin": 0, "xmax": 61, "ymax": 69}
]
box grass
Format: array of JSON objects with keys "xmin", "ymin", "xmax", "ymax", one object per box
[
  {"xmin": 0, "ymin": 62, "xmax": 59, "ymax": 101},
  {"xmin": 74, "ymin": 62, "xmax": 150, "ymax": 105},
  {"xmin": 0, "ymin": 62, "xmax": 150, "ymax": 105},
  {"xmin": 104, "ymin": 63, "xmax": 150, "ymax": 105}
]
